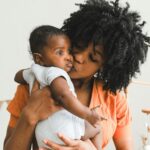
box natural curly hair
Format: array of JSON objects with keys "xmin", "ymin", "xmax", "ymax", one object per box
[{"xmin": 62, "ymin": 0, "xmax": 150, "ymax": 93}]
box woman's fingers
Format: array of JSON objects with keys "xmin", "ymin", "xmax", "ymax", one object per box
[
  {"xmin": 57, "ymin": 133, "xmax": 78, "ymax": 147},
  {"xmin": 43, "ymin": 139, "xmax": 61, "ymax": 150},
  {"xmin": 39, "ymin": 148, "xmax": 49, "ymax": 150},
  {"xmin": 31, "ymin": 79, "xmax": 40, "ymax": 93},
  {"xmin": 42, "ymin": 134, "xmax": 80, "ymax": 150},
  {"xmin": 43, "ymin": 139, "xmax": 77, "ymax": 150}
]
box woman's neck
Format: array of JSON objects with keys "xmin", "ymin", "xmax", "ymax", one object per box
[
  {"xmin": 72, "ymin": 77, "xmax": 94, "ymax": 91},
  {"xmin": 71, "ymin": 77, "xmax": 94, "ymax": 106}
]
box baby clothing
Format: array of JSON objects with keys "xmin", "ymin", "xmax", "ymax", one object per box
[{"xmin": 23, "ymin": 64, "xmax": 85, "ymax": 147}]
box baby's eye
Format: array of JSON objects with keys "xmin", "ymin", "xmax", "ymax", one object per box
[{"xmin": 55, "ymin": 49, "xmax": 64, "ymax": 56}]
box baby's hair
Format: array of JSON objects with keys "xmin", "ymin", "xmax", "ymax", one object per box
[
  {"xmin": 29, "ymin": 25, "xmax": 65, "ymax": 54},
  {"xmin": 62, "ymin": 0, "xmax": 150, "ymax": 93}
]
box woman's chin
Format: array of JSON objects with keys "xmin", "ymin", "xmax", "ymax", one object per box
[{"xmin": 68, "ymin": 71, "xmax": 80, "ymax": 79}]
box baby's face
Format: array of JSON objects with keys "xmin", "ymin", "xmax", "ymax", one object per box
[{"xmin": 41, "ymin": 35, "xmax": 73, "ymax": 72}]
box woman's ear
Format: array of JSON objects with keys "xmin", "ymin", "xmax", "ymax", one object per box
[{"xmin": 33, "ymin": 53, "xmax": 44, "ymax": 65}]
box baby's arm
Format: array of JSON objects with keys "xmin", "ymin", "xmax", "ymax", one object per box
[
  {"xmin": 14, "ymin": 69, "xmax": 26, "ymax": 84},
  {"xmin": 15, "ymin": 68, "xmax": 35, "ymax": 93},
  {"xmin": 31, "ymin": 64, "xmax": 100, "ymax": 125},
  {"xmin": 50, "ymin": 77, "xmax": 99, "ymax": 125}
]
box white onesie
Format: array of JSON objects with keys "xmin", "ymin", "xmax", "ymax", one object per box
[{"xmin": 23, "ymin": 64, "xmax": 85, "ymax": 148}]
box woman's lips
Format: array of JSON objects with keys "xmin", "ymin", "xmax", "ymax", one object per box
[
  {"xmin": 70, "ymin": 66, "xmax": 76, "ymax": 71},
  {"xmin": 70, "ymin": 64, "xmax": 80, "ymax": 72},
  {"xmin": 70, "ymin": 63, "xmax": 82, "ymax": 72}
]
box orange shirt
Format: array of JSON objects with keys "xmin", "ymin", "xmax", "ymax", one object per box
[{"xmin": 7, "ymin": 80, "xmax": 131, "ymax": 148}]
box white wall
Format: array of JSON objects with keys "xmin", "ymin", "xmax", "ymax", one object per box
[
  {"xmin": 0, "ymin": 0, "xmax": 85, "ymax": 100},
  {"xmin": 0, "ymin": 0, "xmax": 150, "ymax": 149}
]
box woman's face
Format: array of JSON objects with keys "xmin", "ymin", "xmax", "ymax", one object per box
[{"xmin": 69, "ymin": 43, "xmax": 104, "ymax": 79}]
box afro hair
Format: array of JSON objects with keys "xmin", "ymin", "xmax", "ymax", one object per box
[{"xmin": 62, "ymin": 0, "xmax": 150, "ymax": 93}]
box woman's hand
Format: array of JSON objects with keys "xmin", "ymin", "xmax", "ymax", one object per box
[
  {"xmin": 22, "ymin": 80, "xmax": 62, "ymax": 125},
  {"xmin": 39, "ymin": 133, "xmax": 97, "ymax": 150}
]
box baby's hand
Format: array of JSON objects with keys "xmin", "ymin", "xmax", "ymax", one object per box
[{"xmin": 88, "ymin": 106, "xmax": 107, "ymax": 127}]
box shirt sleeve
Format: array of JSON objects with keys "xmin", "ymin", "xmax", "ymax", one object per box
[
  {"xmin": 7, "ymin": 85, "xmax": 29, "ymax": 127},
  {"xmin": 45, "ymin": 67, "xmax": 69, "ymax": 85},
  {"xmin": 31, "ymin": 64, "xmax": 69, "ymax": 86},
  {"xmin": 113, "ymin": 91, "xmax": 132, "ymax": 139},
  {"xmin": 115, "ymin": 91, "xmax": 132, "ymax": 127},
  {"xmin": 45, "ymin": 67, "xmax": 76, "ymax": 97}
]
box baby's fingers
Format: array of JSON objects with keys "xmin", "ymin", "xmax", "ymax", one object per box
[{"xmin": 92, "ymin": 105, "xmax": 108, "ymax": 121}]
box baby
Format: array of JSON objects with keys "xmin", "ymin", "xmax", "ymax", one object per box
[{"xmin": 15, "ymin": 25, "xmax": 104, "ymax": 149}]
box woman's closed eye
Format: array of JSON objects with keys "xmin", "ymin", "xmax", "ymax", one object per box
[
  {"xmin": 71, "ymin": 50, "xmax": 80, "ymax": 55},
  {"xmin": 89, "ymin": 53, "xmax": 97, "ymax": 62},
  {"xmin": 55, "ymin": 49, "xmax": 64, "ymax": 56}
]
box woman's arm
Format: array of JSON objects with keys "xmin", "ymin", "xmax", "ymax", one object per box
[
  {"xmin": 112, "ymin": 90, "xmax": 133, "ymax": 150},
  {"xmin": 113, "ymin": 123, "xmax": 133, "ymax": 150},
  {"xmin": 4, "ymin": 81, "xmax": 62, "ymax": 150},
  {"xmin": 4, "ymin": 112, "xmax": 36, "ymax": 150}
]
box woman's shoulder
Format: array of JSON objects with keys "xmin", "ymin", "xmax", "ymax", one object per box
[
  {"xmin": 6, "ymin": 84, "xmax": 29, "ymax": 127},
  {"xmin": 13, "ymin": 84, "xmax": 29, "ymax": 98},
  {"xmin": 17, "ymin": 84, "xmax": 29, "ymax": 91},
  {"xmin": 7, "ymin": 84, "xmax": 29, "ymax": 117}
]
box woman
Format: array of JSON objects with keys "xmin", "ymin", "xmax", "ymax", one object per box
[{"xmin": 4, "ymin": 0, "xmax": 150, "ymax": 149}]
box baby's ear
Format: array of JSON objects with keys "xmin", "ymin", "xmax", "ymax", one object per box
[{"xmin": 33, "ymin": 53, "xmax": 44, "ymax": 65}]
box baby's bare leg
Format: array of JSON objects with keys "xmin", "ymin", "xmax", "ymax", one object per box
[{"xmin": 81, "ymin": 121, "xmax": 102, "ymax": 150}]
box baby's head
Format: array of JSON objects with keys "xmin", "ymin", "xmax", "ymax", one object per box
[{"xmin": 29, "ymin": 25, "xmax": 73, "ymax": 72}]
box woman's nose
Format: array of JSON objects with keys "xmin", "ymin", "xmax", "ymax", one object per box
[
  {"xmin": 73, "ymin": 53, "xmax": 85, "ymax": 64},
  {"xmin": 65, "ymin": 53, "xmax": 73, "ymax": 62}
]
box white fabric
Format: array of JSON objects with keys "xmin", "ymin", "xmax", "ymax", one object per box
[
  {"xmin": 23, "ymin": 64, "xmax": 85, "ymax": 148},
  {"xmin": 35, "ymin": 109, "xmax": 85, "ymax": 147},
  {"xmin": 22, "ymin": 68, "xmax": 35, "ymax": 94},
  {"xmin": 31, "ymin": 64, "xmax": 77, "ymax": 97}
]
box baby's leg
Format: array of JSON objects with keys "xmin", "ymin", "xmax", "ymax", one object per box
[{"xmin": 81, "ymin": 121, "xmax": 102, "ymax": 150}]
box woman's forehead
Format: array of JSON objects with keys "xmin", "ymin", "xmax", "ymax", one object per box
[{"xmin": 72, "ymin": 43, "xmax": 103, "ymax": 52}]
